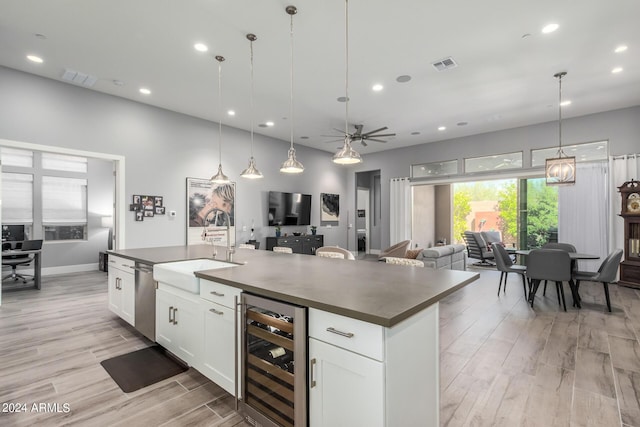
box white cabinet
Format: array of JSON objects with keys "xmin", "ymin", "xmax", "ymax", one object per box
[
  {"xmin": 107, "ymin": 255, "xmax": 135, "ymax": 326},
  {"xmin": 308, "ymin": 304, "xmax": 440, "ymax": 427},
  {"xmin": 199, "ymin": 279, "xmax": 241, "ymax": 395},
  {"xmin": 156, "ymin": 285, "xmax": 203, "ymax": 367}
]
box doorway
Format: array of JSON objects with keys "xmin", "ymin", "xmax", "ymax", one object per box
[{"xmin": 355, "ymin": 170, "xmax": 381, "ymax": 257}]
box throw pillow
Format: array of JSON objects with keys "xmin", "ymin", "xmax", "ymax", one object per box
[{"xmin": 406, "ymin": 248, "xmax": 422, "ymax": 259}]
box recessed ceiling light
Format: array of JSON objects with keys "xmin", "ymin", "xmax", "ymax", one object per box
[
  {"xmin": 438, "ymin": 126, "xmax": 446, "ymax": 131},
  {"xmin": 541, "ymin": 23, "xmax": 559, "ymax": 34},
  {"xmin": 27, "ymin": 55, "xmax": 43, "ymax": 63},
  {"xmin": 227, "ymin": 110, "xmax": 236, "ymax": 116},
  {"xmin": 615, "ymin": 45, "xmax": 628, "ymax": 53},
  {"xmin": 612, "ymin": 67, "xmax": 623, "ymax": 74},
  {"xmin": 372, "ymin": 84, "xmax": 383, "ymax": 91},
  {"xmin": 194, "ymin": 43, "xmax": 208, "ymax": 52},
  {"xmin": 560, "ymin": 100, "xmax": 571, "ymax": 107},
  {"xmin": 396, "ymin": 75, "xmax": 412, "ymax": 83},
  {"xmin": 265, "ymin": 121, "xmax": 274, "ymax": 127},
  {"xmin": 139, "ymin": 88, "xmax": 151, "ymax": 95}
]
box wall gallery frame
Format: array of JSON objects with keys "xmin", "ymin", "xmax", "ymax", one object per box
[
  {"xmin": 321, "ymin": 193, "xmax": 339, "ymax": 226},
  {"xmin": 130, "ymin": 194, "xmax": 165, "ymax": 221},
  {"xmin": 186, "ymin": 177, "xmax": 236, "ymax": 246}
]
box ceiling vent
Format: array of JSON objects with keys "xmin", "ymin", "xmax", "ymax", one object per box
[
  {"xmin": 432, "ymin": 57, "xmax": 458, "ymax": 72},
  {"xmin": 61, "ymin": 68, "xmax": 98, "ymax": 87}
]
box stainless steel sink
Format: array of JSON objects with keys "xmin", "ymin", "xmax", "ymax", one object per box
[{"xmin": 153, "ymin": 259, "xmax": 238, "ymax": 293}]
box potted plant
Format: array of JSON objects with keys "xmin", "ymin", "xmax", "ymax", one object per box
[
  {"xmin": 310, "ymin": 225, "xmax": 317, "ymax": 235},
  {"xmin": 275, "ymin": 225, "xmax": 282, "ymax": 237}
]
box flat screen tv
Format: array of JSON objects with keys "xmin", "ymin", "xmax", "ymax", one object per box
[{"xmin": 268, "ymin": 191, "xmax": 312, "ymax": 226}]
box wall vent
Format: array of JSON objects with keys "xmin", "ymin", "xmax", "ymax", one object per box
[
  {"xmin": 61, "ymin": 68, "xmax": 98, "ymax": 87},
  {"xmin": 432, "ymin": 57, "xmax": 458, "ymax": 72}
]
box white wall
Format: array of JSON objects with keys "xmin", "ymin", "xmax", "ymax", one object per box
[{"xmin": 0, "ymin": 66, "xmax": 349, "ymax": 251}]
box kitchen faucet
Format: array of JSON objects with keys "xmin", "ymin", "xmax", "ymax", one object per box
[{"xmin": 202, "ymin": 209, "xmax": 235, "ymax": 262}]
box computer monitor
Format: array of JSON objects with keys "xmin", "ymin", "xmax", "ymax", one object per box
[{"xmin": 2, "ymin": 224, "xmax": 25, "ymax": 241}]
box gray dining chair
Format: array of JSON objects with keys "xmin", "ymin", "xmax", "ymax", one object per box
[
  {"xmin": 540, "ymin": 242, "xmax": 577, "ymax": 295},
  {"xmin": 526, "ymin": 248, "xmax": 577, "ymax": 311},
  {"xmin": 492, "ymin": 243, "xmax": 527, "ymax": 298},
  {"xmin": 573, "ymin": 249, "xmax": 623, "ymax": 312}
]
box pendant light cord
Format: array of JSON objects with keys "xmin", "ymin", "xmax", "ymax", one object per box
[
  {"xmin": 289, "ymin": 11, "xmax": 295, "ymax": 150},
  {"xmin": 250, "ymin": 39, "xmax": 255, "ymax": 157},
  {"xmin": 217, "ymin": 58, "xmax": 223, "ymax": 166},
  {"xmin": 344, "ymin": 0, "xmax": 349, "ymax": 136},
  {"xmin": 556, "ymin": 72, "xmax": 565, "ymax": 156}
]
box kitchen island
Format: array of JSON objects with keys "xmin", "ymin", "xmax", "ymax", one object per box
[{"xmin": 109, "ymin": 244, "xmax": 479, "ymax": 426}]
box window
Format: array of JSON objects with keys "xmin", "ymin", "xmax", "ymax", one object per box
[
  {"xmin": 412, "ymin": 159, "xmax": 458, "ymax": 178},
  {"xmin": 41, "ymin": 152, "xmax": 88, "ymax": 172},
  {"xmin": 42, "ymin": 176, "xmax": 88, "ymax": 241},
  {"xmin": 531, "ymin": 140, "xmax": 608, "ymax": 167},
  {"xmin": 464, "ymin": 152, "xmax": 523, "ymax": 173},
  {"xmin": 1, "ymin": 147, "xmax": 33, "ymax": 167},
  {"xmin": 1, "ymin": 172, "xmax": 33, "ymax": 223}
]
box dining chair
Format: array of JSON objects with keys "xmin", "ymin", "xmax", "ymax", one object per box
[
  {"xmin": 492, "ymin": 243, "xmax": 527, "ymax": 298},
  {"xmin": 573, "ymin": 249, "xmax": 623, "ymax": 312},
  {"xmin": 316, "ymin": 246, "xmax": 355, "ymax": 260},
  {"xmin": 272, "ymin": 246, "xmax": 293, "ymax": 254},
  {"xmin": 526, "ymin": 248, "xmax": 577, "ymax": 311},
  {"xmin": 2, "ymin": 239, "xmax": 43, "ymax": 283},
  {"xmin": 540, "ymin": 242, "xmax": 577, "ymax": 295}
]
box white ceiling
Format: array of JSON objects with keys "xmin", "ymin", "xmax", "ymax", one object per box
[{"xmin": 1, "ymin": 0, "xmax": 639, "ymax": 155}]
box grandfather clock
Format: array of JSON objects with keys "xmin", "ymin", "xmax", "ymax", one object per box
[{"xmin": 618, "ymin": 179, "xmax": 640, "ymax": 288}]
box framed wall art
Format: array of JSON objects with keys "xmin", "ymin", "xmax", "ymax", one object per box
[
  {"xmin": 186, "ymin": 177, "xmax": 236, "ymax": 246},
  {"xmin": 321, "ymin": 193, "xmax": 339, "ymax": 226}
]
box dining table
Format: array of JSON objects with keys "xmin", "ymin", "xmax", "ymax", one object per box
[{"xmin": 515, "ymin": 249, "xmax": 600, "ymax": 309}]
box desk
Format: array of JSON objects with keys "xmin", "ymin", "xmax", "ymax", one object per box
[{"xmin": 2, "ymin": 249, "xmax": 42, "ymax": 290}]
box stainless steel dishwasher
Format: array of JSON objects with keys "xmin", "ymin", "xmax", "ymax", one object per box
[{"xmin": 133, "ymin": 262, "xmax": 156, "ymax": 341}]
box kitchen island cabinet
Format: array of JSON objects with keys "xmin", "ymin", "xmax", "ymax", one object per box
[{"xmin": 109, "ymin": 244, "xmax": 479, "ymax": 426}]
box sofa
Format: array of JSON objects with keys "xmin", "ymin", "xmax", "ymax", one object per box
[{"xmin": 416, "ymin": 244, "xmax": 467, "ymax": 270}]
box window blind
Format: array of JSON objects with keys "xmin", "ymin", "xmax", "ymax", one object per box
[
  {"xmin": 42, "ymin": 176, "xmax": 87, "ymax": 223},
  {"xmin": 1, "ymin": 172, "xmax": 34, "ymax": 223}
]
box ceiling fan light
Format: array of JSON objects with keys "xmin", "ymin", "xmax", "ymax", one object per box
[
  {"xmin": 240, "ymin": 157, "xmax": 263, "ymax": 179},
  {"xmin": 211, "ymin": 163, "xmax": 230, "ymax": 183},
  {"xmin": 280, "ymin": 147, "xmax": 304, "ymax": 174},
  {"xmin": 333, "ymin": 138, "xmax": 363, "ymax": 165}
]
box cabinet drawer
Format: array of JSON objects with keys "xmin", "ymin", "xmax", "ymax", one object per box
[
  {"xmin": 309, "ymin": 308, "xmax": 384, "ymax": 361},
  {"xmin": 108, "ymin": 255, "xmax": 135, "ymax": 273},
  {"xmin": 200, "ymin": 279, "xmax": 241, "ymax": 308}
]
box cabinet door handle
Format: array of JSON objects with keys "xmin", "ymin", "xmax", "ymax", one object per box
[
  {"xmin": 310, "ymin": 358, "xmax": 317, "ymax": 388},
  {"xmin": 169, "ymin": 306, "xmax": 174, "ymax": 323},
  {"xmin": 173, "ymin": 307, "xmax": 178, "ymax": 325},
  {"xmin": 326, "ymin": 327, "xmax": 354, "ymax": 338},
  {"xmin": 210, "ymin": 291, "xmax": 225, "ymax": 297},
  {"xmin": 209, "ymin": 308, "xmax": 224, "ymax": 315}
]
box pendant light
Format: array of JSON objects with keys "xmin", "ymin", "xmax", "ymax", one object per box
[
  {"xmin": 333, "ymin": 0, "xmax": 362, "ymax": 165},
  {"xmin": 240, "ymin": 33, "xmax": 263, "ymax": 179},
  {"xmin": 545, "ymin": 71, "xmax": 575, "ymax": 185},
  {"xmin": 280, "ymin": 5, "xmax": 304, "ymax": 174},
  {"xmin": 211, "ymin": 55, "xmax": 230, "ymax": 184}
]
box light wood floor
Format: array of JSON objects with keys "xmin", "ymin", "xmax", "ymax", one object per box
[{"xmin": 1, "ymin": 269, "xmax": 640, "ymax": 426}]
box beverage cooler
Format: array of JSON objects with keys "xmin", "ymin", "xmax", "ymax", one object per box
[{"xmin": 240, "ymin": 294, "xmax": 307, "ymax": 427}]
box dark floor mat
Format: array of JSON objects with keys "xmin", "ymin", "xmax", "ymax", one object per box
[{"xmin": 100, "ymin": 346, "xmax": 188, "ymax": 393}]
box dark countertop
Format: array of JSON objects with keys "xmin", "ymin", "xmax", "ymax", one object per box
[{"xmin": 108, "ymin": 245, "xmax": 479, "ymax": 328}]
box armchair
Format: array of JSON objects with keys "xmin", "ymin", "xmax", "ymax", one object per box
[
  {"xmin": 462, "ymin": 231, "xmax": 495, "ymax": 266},
  {"xmin": 378, "ymin": 240, "xmax": 410, "ymax": 260}
]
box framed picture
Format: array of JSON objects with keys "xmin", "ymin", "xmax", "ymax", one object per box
[
  {"xmin": 321, "ymin": 193, "xmax": 339, "ymax": 225},
  {"xmin": 155, "ymin": 206, "xmax": 165, "ymax": 215},
  {"xmin": 135, "ymin": 211, "xmax": 144, "ymax": 221},
  {"xmin": 130, "ymin": 204, "xmax": 140, "ymax": 211},
  {"xmin": 154, "ymin": 196, "xmax": 163, "ymax": 207},
  {"xmin": 144, "ymin": 209, "xmax": 154, "ymax": 217},
  {"xmin": 141, "ymin": 196, "xmax": 154, "ymax": 210},
  {"xmin": 133, "ymin": 195, "xmax": 141, "ymax": 205},
  {"xmin": 186, "ymin": 177, "xmax": 236, "ymax": 246}
]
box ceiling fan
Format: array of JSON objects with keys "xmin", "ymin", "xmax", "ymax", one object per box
[{"xmin": 324, "ymin": 124, "xmax": 396, "ymax": 147}]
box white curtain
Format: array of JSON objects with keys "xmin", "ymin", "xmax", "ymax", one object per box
[
  {"xmin": 390, "ymin": 177, "xmax": 411, "ymax": 245},
  {"xmin": 609, "ymin": 154, "xmax": 639, "ymax": 253},
  {"xmin": 558, "ymin": 162, "xmax": 608, "ymax": 271}
]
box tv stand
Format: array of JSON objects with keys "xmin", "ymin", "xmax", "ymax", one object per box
[{"xmin": 266, "ymin": 235, "xmax": 323, "ymax": 255}]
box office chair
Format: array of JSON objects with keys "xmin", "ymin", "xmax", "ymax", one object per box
[{"xmin": 2, "ymin": 239, "xmax": 43, "ymax": 283}]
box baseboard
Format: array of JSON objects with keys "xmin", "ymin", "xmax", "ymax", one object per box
[
  {"xmin": 42, "ymin": 263, "xmax": 101, "ymax": 276},
  {"xmin": 370, "ymin": 249, "xmax": 381, "ymax": 255}
]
